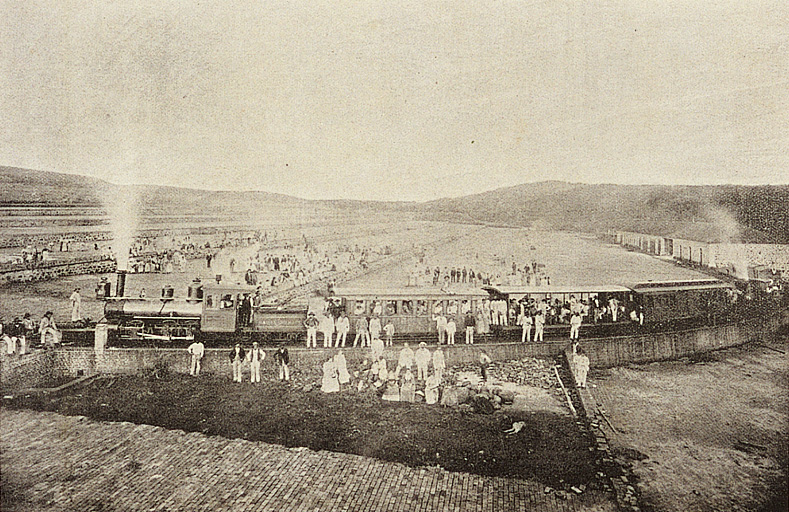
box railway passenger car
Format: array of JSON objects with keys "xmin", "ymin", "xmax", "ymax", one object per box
[
  {"xmin": 628, "ymin": 279, "xmax": 736, "ymax": 323},
  {"xmin": 482, "ymin": 285, "xmax": 633, "ymax": 310},
  {"xmin": 329, "ymin": 287, "xmax": 490, "ymax": 336}
]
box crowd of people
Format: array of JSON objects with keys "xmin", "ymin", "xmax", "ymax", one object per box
[
  {"xmin": 408, "ymin": 252, "xmax": 552, "ymax": 289},
  {"xmin": 1, "ymin": 310, "xmax": 63, "ymax": 357}
]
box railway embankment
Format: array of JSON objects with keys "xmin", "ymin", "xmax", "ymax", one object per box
[{"xmin": 2, "ymin": 308, "xmax": 787, "ymax": 392}]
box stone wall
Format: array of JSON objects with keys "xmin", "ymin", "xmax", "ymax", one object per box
[
  {"xmin": 0, "ymin": 351, "xmax": 54, "ymax": 390},
  {"xmin": 0, "ymin": 259, "xmax": 116, "ymax": 285},
  {"xmin": 4, "ymin": 309, "xmax": 787, "ymax": 390}
]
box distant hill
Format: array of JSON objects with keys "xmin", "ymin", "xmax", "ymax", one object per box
[
  {"xmin": 1, "ymin": 167, "xmax": 787, "ymax": 243},
  {"xmin": 0, "ymin": 166, "xmax": 109, "ymax": 205},
  {"xmin": 422, "ymin": 182, "xmax": 789, "ymax": 243}
]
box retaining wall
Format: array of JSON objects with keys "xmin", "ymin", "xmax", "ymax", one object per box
[
  {"xmin": 0, "ymin": 351, "xmax": 55, "ymax": 390},
  {"xmin": 3, "ymin": 309, "xmax": 787, "ymax": 390}
]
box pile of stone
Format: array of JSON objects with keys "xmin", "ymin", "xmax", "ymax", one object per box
[{"xmin": 445, "ymin": 357, "xmax": 557, "ymax": 390}]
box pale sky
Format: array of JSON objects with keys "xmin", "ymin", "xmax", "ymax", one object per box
[{"xmin": 1, "ymin": 0, "xmax": 787, "ymax": 201}]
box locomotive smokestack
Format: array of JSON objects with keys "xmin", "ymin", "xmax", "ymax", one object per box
[{"xmin": 116, "ymin": 270, "xmax": 127, "ymax": 297}]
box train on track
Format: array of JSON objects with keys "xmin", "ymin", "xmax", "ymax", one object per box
[{"xmin": 102, "ymin": 275, "xmax": 741, "ymax": 345}]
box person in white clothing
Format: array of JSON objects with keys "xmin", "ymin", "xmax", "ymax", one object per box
[
  {"xmin": 187, "ymin": 340, "xmax": 205, "ymax": 376},
  {"xmin": 335, "ymin": 311, "xmax": 350, "ymax": 347},
  {"xmin": 369, "ymin": 315, "xmax": 382, "ymax": 341},
  {"xmin": 320, "ymin": 314, "xmax": 335, "ymax": 348},
  {"xmin": 434, "ymin": 314, "xmax": 447, "ymax": 344},
  {"xmin": 432, "ymin": 347, "xmax": 446, "ymax": 382},
  {"xmin": 383, "ymin": 321, "xmax": 395, "ymax": 347},
  {"xmin": 574, "ymin": 344, "xmax": 590, "ymax": 388},
  {"xmin": 445, "ymin": 318, "xmax": 457, "ymax": 345},
  {"xmin": 534, "ymin": 311, "xmax": 545, "ymax": 342},
  {"xmin": 414, "ymin": 342, "xmax": 431, "ymax": 381},
  {"xmin": 304, "ymin": 313, "xmax": 319, "ymax": 348},
  {"xmin": 39, "ymin": 311, "xmax": 59, "ymax": 349},
  {"xmin": 395, "ymin": 342, "xmax": 415, "ymax": 379},
  {"xmin": 247, "ymin": 342, "xmax": 265, "ymax": 383},
  {"xmin": 569, "ymin": 313, "xmax": 582, "ymax": 340},
  {"xmin": 518, "ymin": 312, "xmax": 533, "ymax": 343},
  {"xmin": 70, "ymin": 288, "xmax": 82, "ymax": 322},
  {"xmin": 229, "ymin": 343, "xmax": 245, "ymax": 382}
]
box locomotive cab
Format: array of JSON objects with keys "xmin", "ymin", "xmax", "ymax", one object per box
[{"xmin": 201, "ymin": 283, "xmax": 256, "ymax": 332}]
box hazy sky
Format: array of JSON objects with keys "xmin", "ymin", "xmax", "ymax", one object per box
[{"xmin": 1, "ymin": 1, "xmax": 787, "ymax": 201}]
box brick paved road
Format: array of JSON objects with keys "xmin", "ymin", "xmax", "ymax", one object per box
[{"xmin": 1, "ymin": 410, "xmax": 615, "ymax": 512}]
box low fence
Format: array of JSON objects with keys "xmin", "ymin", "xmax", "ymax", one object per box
[{"xmin": 3, "ymin": 309, "xmax": 787, "ymax": 390}]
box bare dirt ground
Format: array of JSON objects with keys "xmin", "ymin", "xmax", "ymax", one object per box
[
  {"xmin": 4, "ymin": 369, "xmax": 594, "ymax": 487},
  {"xmin": 591, "ymin": 336, "xmax": 788, "ymax": 512},
  {"xmin": 344, "ymin": 227, "xmax": 710, "ymax": 288}
]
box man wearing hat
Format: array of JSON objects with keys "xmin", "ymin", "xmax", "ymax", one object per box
[
  {"xmin": 304, "ymin": 312, "xmax": 319, "ymax": 348},
  {"xmin": 39, "ymin": 311, "xmax": 59, "ymax": 349},
  {"xmin": 414, "ymin": 342, "xmax": 431, "ymax": 381},
  {"xmin": 229, "ymin": 343, "xmax": 246, "ymax": 382},
  {"xmin": 395, "ymin": 342, "xmax": 415, "ymax": 379},
  {"xmin": 247, "ymin": 342, "xmax": 265, "ymax": 383}
]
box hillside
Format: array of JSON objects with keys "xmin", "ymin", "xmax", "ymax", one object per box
[
  {"xmin": 422, "ymin": 182, "xmax": 789, "ymax": 243},
  {"xmin": 1, "ymin": 167, "xmax": 787, "ymax": 243}
]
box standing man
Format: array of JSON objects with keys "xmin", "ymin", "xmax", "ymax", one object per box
[
  {"xmin": 518, "ymin": 310, "xmax": 533, "ymax": 343},
  {"xmin": 70, "ymin": 288, "xmax": 82, "ymax": 323},
  {"xmin": 335, "ymin": 311, "xmax": 350, "ymax": 347},
  {"xmin": 434, "ymin": 313, "xmax": 447, "ymax": 344},
  {"xmin": 464, "ymin": 311, "xmax": 476, "ymax": 345},
  {"xmin": 569, "ymin": 312, "xmax": 582, "ymax": 341},
  {"xmin": 574, "ymin": 344, "xmax": 590, "ymax": 388},
  {"xmin": 353, "ymin": 316, "xmax": 369, "ymax": 347},
  {"xmin": 445, "ymin": 317, "xmax": 456, "ymax": 345},
  {"xmin": 274, "ymin": 346, "xmax": 290, "ymax": 381},
  {"xmin": 414, "ymin": 342, "xmax": 431, "ymax": 381},
  {"xmin": 534, "ymin": 311, "xmax": 545, "ymax": 342},
  {"xmin": 320, "ymin": 313, "xmax": 335, "ymax": 348},
  {"xmin": 370, "ymin": 335, "xmax": 385, "ymax": 361},
  {"xmin": 383, "ymin": 320, "xmax": 395, "ymax": 347},
  {"xmin": 432, "ymin": 346, "xmax": 446, "ymax": 382},
  {"xmin": 368, "ymin": 315, "xmax": 382, "ymax": 343},
  {"xmin": 395, "ymin": 342, "xmax": 415, "ymax": 379},
  {"xmin": 248, "ymin": 341, "xmax": 265, "ymax": 383},
  {"xmin": 229, "ymin": 343, "xmax": 246, "ymax": 382},
  {"xmin": 479, "ymin": 350, "xmax": 492, "ymax": 381},
  {"xmin": 187, "ymin": 339, "xmax": 205, "ymax": 376},
  {"xmin": 304, "ymin": 312, "xmax": 319, "ymax": 348}
]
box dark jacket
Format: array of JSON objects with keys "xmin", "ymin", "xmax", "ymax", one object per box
[
  {"xmin": 274, "ymin": 348, "xmax": 289, "ymax": 365},
  {"xmin": 229, "ymin": 347, "xmax": 246, "ymax": 362}
]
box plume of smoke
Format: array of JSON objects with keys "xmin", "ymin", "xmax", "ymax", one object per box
[
  {"xmin": 704, "ymin": 204, "xmax": 742, "ymax": 244},
  {"xmin": 106, "ymin": 188, "xmax": 139, "ymax": 271},
  {"xmin": 703, "ymin": 203, "xmax": 750, "ymax": 278},
  {"xmin": 102, "ymin": 150, "xmax": 141, "ymax": 271}
]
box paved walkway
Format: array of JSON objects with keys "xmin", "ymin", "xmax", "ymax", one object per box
[{"xmin": 1, "ymin": 410, "xmax": 615, "ymax": 512}]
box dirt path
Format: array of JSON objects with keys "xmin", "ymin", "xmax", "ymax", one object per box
[{"xmin": 591, "ymin": 338, "xmax": 788, "ymax": 512}]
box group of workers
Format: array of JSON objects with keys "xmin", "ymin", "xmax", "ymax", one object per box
[
  {"xmin": 1, "ymin": 310, "xmax": 63, "ymax": 356},
  {"xmin": 186, "ymin": 340, "xmax": 291, "ymax": 383}
]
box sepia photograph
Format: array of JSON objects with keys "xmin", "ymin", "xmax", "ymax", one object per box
[{"xmin": 1, "ymin": 1, "xmax": 787, "ymax": 511}]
